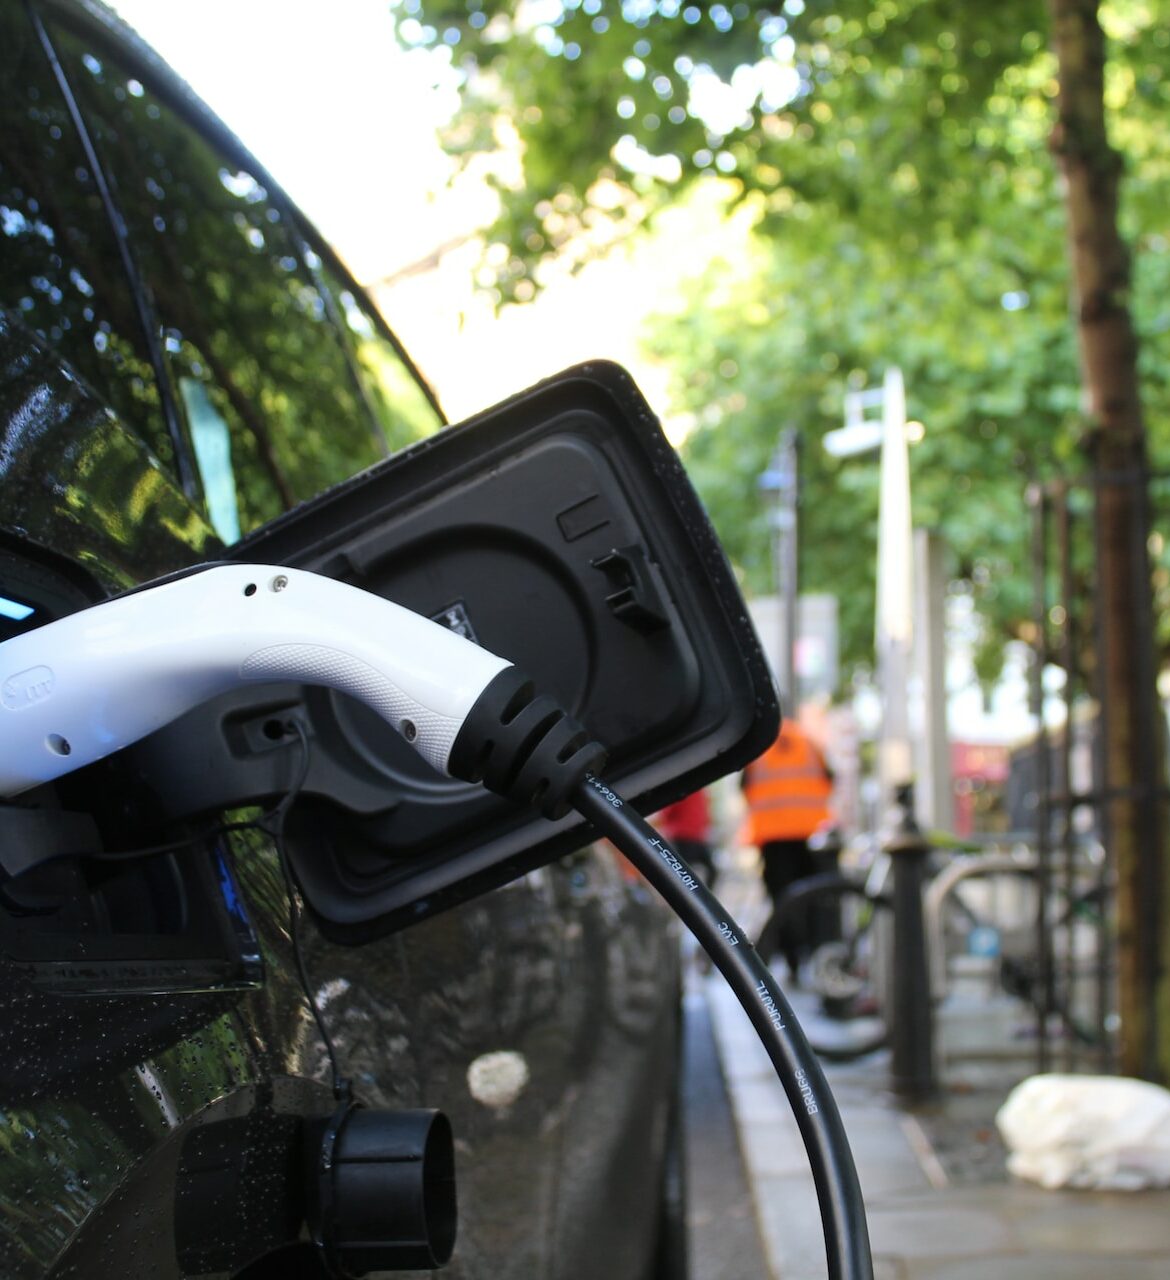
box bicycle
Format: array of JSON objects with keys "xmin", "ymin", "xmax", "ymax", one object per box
[
  {"xmin": 757, "ymin": 825, "xmax": 1108, "ymax": 1062},
  {"xmin": 755, "ymin": 830, "xmax": 893, "ymax": 1060}
]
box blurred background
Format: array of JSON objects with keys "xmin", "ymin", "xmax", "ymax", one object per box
[{"xmin": 112, "ymin": 0, "xmax": 1170, "ymax": 1086}]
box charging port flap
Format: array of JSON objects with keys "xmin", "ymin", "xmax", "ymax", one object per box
[{"xmin": 142, "ymin": 362, "xmax": 779, "ymax": 938}]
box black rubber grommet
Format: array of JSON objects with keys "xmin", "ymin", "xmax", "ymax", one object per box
[{"xmin": 449, "ymin": 667, "xmax": 607, "ymax": 819}]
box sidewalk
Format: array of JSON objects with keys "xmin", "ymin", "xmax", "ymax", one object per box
[{"xmin": 703, "ymin": 970, "xmax": 1170, "ymax": 1279}]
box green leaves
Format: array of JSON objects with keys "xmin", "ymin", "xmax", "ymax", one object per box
[{"xmin": 396, "ymin": 0, "xmax": 1170, "ymax": 686}]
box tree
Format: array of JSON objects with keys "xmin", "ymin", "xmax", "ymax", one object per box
[
  {"xmin": 397, "ymin": 0, "xmax": 1141, "ymax": 657},
  {"xmin": 1047, "ymin": 0, "xmax": 1166, "ymax": 1080},
  {"xmin": 642, "ymin": 208, "xmax": 1078, "ymax": 678},
  {"xmin": 400, "ymin": 0, "xmax": 1170, "ymax": 1078}
]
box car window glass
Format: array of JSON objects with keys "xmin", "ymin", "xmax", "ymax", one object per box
[
  {"xmin": 179, "ymin": 376, "xmax": 240, "ymax": 543},
  {"xmin": 51, "ymin": 23, "xmax": 442, "ymax": 538},
  {"xmin": 326, "ymin": 277, "xmax": 444, "ymax": 446},
  {"xmin": 0, "ymin": 6, "xmax": 178, "ymax": 472}
]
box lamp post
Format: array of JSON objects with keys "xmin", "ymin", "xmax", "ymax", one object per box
[
  {"xmin": 758, "ymin": 428, "xmax": 801, "ymax": 710},
  {"xmin": 826, "ymin": 367, "xmax": 935, "ymax": 1100},
  {"xmin": 825, "ymin": 367, "xmax": 915, "ymax": 810}
]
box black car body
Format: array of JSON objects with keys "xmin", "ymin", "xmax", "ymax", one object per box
[{"xmin": 0, "ymin": 3, "xmax": 694, "ymax": 1276}]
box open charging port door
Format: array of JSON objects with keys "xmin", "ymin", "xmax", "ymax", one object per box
[{"xmin": 134, "ymin": 361, "xmax": 779, "ymax": 939}]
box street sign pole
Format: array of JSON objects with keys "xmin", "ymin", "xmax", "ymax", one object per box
[
  {"xmin": 759, "ymin": 429, "xmax": 801, "ymax": 710},
  {"xmin": 875, "ymin": 367, "xmax": 914, "ymax": 803}
]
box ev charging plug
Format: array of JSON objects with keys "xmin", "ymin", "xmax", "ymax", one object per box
[
  {"xmin": 0, "ymin": 563, "xmax": 875, "ymax": 1279},
  {"xmin": 0, "ymin": 563, "xmax": 604, "ymax": 815},
  {"xmin": 0, "ymin": 562, "xmax": 610, "ymax": 1278}
]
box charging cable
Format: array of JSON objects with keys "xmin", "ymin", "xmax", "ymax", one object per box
[
  {"xmin": 0, "ymin": 562, "xmax": 872, "ymax": 1277},
  {"xmin": 572, "ymin": 774, "xmax": 872, "ymax": 1280},
  {"xmin": 270, "ymin": 718, "xmax": 350, "ymax": 1102}
]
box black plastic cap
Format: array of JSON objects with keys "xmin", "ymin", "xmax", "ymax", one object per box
[
  {"xmin": 448, "ymin": 667, "xmax": 607, "ymax": 820},
  {"xmin": 308, "ymin": 1107, "xmax": 456, "ymax": 1275}
]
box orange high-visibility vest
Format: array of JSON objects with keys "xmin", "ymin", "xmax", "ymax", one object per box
[{"xmin": 741, "ymin": 721, "xmax": 833, "ymax": 844}]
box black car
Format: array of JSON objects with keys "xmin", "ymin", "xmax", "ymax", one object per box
[{"xmin": 0, "ymin": 3, "xmax": 776, "ymax": 1278}]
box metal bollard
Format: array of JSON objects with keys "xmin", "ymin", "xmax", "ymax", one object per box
[{"xmin": 885, "ymin": 783, "xmax": 937, "ymax": 1103}]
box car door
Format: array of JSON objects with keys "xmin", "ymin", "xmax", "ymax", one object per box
[{"xmin": 1, "ymin": 4, "xmax": 687, "ymax": 1279}]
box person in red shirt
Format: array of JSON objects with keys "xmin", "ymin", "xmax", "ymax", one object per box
[{"xmin": 654, "ymin": 788, "xmax": 716, "ymax": 888}]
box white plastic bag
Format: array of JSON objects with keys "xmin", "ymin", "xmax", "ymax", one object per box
[{"xmin": 995, "ymin": 1073, "xmax": 1170, "ymax": 1189}]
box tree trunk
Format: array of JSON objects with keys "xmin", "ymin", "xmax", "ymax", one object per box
[{"xmin": 1048, "ymin": 0, "xmax": 1168, "ymax": 1081}]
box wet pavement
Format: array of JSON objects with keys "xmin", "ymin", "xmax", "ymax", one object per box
[
  {"xmin": 703, "ymin": 972, "xmax": 1170, "ymax": 1277},
  {"xmin": 683, "ymin": 986, "xmax": 772, "ymax": 1279},
  {"xmin": 686, "ymin": 852, "xmax": 1170, "ymax": 1278},
  {"xmin": 686, "ymin": 911, "xmax": 1167, "ymax": 1280}
]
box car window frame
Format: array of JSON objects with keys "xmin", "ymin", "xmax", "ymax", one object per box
[{"xmin": 30, "ymin": 0, "xmax": 447, "ymax": 503}]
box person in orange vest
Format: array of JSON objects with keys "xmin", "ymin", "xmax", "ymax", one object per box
[{"xmin": 741, "ymin": 718, "xmax": 834, "ymax": 981}]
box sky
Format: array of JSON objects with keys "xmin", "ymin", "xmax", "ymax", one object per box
[
  {"xmin": 108, "ymin": 0, "xmax": 723, "ymax": 431},
  {"xmin": 111, "ymin": 0, "xmax": 472, "ymax": 280}
]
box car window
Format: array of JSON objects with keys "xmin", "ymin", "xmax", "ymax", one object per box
[
  {"xmin": 327, "ymin": 276, "xmax": 444, "ymax": 452},
  {"xmin": 0, "ymin": 4, "xmax": 180, "ymax": 473},
  {"xmin": 48, "ymin": 19, "xmax": 443, "ymax": 540}
]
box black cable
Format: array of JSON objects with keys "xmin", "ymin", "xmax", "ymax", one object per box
[
  {"xmin": 572, "ymin": 773, "xmax": 873, "ymax": 1280},
  {"xmin": 79, "ymin": 819, "xmax": 262, "ymax": 863},
  {"xmin": 5, "ymin": 720, "xmax": 350, "ymax": 1098},
  {"xmin": 5, "ymin": 806, "xmax": 306, "ymax": 873},
  {"xmin": 270, "ymin": 719, "xmax": 349, "ymax": 1101}
]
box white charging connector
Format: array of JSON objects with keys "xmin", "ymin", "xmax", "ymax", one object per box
[
  {"xmin": 0, "ymin": 563, "xmax": 873, "ymax": 1280},
  {"xmin": 0, "ymin": 564, "xmax": 511, "ymax": 797}
]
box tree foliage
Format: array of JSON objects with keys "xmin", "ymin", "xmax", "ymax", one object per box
[
  {"xmin": 397, "ymin": 0, "xmax": 1170, "ymax": 684},
  {"xmin": 646, "ymin": 224, "xmax": 1080, "ymax": 678}
]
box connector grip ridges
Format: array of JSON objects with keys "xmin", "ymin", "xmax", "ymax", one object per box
[{"xmin": 448, "ymin": 667, "xmax": 606, "ymax": 819}]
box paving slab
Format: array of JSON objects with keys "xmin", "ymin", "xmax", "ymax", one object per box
[
  {"xmin": 866, "ymin": 1200, "xmax": 1018, "ymax": 1259},
  {"xmin": 702, "ymin": 969, "xmax": 1170, "ymax": 1279},
  {"xmin": 900, "ymin": 1256, "xmax": 1170, "ymax": 1280}
]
